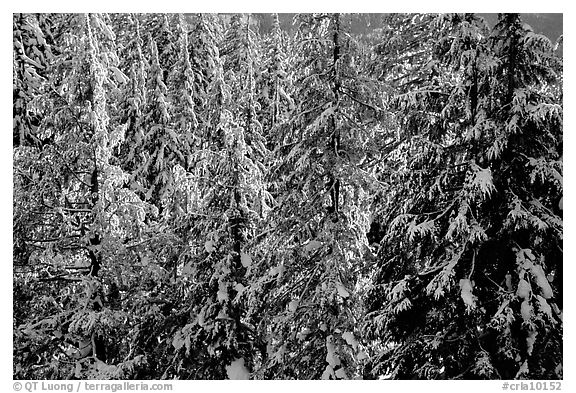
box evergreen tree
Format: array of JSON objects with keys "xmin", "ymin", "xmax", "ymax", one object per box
[
  {"xmin": 115, "ymin": 14, "xmax": 149, "ymax": 176},
  {"xmin": 14, "ymin": 13, "xmax": 150, "ymax": 378},
  {"xmin": 186, "ymin": 13, "xmax": 223, "ymax": 131},
  {"xmin": 363, "ymin": 13, "xmax": 562, "ymax": 379},
  {"xmin": 139, "ymin": 14, "xmax": 179, "ymax": 79},
  {"xmin": 130, "ymin": 37, "xmax": 176, "ymax": 205},
  {"xmin": 220, "ymin": 14, "xmax": 267, "ymax": 161},
  {"xmin": 166, "ymin": 14, "xmax": 199, "ymax": 172},
  {"xmin": 13, "ymin": 13, "xmax": 53, "ymax": 147},
  {"xmin": 258, "ymin": 13, "xmax": 295, "ymax": 147},
  {"xmin": 169, "ymin": 81, "xmax": 267, "ymax": 379},
  {"xmin": 13, "ymin": 12, "xmax": 563, "ymax": 381},
  {"xmin": 247, "ymin": 13, "xmax": 383, "ymax": 379}
]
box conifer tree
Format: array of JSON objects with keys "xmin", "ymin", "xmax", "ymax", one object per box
[
  {"xmin": 115, "ymin": 14, "xmax": 149, "ymax": 177},
  {"xmin": 185, "ymin": 13, "xmax": 223, "ymax": 127},
  {"xmin": 258, "ymin": 13, "xmax": 294, "ymax": 147},
  {"xmin": 363, "ymin": 13, "xmax": 562, "ymax": 379},
  {"xmin": 169, "ymin": 74, "xmax": 267, "ymax": 380},
  {"xmin": 138, "ymin": 14, "xmax": 179, "ymax": 78},
  {"xmin": 166, "ymin": 14, "xmax": 199, "ymax": 172},
  {"xmin": 220, "ymin": 14, "xmax": 267, "ymax": 162},
  {"xmin": 130, "ymin": 37, "xmax": 175, "ymax": 205},
  {"xmin": 13, "ymin": 12, "xmax": 162, "ymax": 378},
  {"xmin": 12, "ymin": 12, "xmax": 563, "ymax": 381},
  {"xmin": 247, "ymin": 13, "xmax": 383, "ymax": 379},
  {"xmin": 13, "ymin": 13, "xmax": 48, "ymax": 147}
]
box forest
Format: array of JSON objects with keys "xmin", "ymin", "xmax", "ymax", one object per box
[{"xmin": 13, "ymin": 13, "xmax": 563, "ymax": 380}]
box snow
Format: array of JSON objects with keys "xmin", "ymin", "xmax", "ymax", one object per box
[
  {"xmin": 288, "ymin": 300, "xmax": 298, "ymax": 312},
  {"xmin": 226, "ymin": 358, "xmax": 250, "ymax": 380},
  {"xmin": 520, "ymin": 299, "xmax": 533, "ymax": 323},
  {"xmin": 357, "ymin": 351, "xmax": 368, "ymax": 361},
  {"xmin": 217, "ymin": 282, "xmax": 228, "ymax": 302},
  {"xmin": 526, "ymin": 330, "xmax": 538, "ymax": 356},
  {"xmin": 204, "ymin": 240, "xmax": 215, "ymax": 253},
  {"xmin": 459, "ymin": 278, "xmax": 476, "ymax": 309},
  {"xmin": 335, "ymin": 367, "xmax": 347, "ymax": 379},
  {"xmin": 516, "ymin": 279, "xmax": 531, "ymax": 300},
  {"xmin": 536, "ymin": 295, "xmax": 553, "ymax": 318},
  {"xmin": 304, "ymin": 240, "xmax": 322, "ymax": 252},
  {"xmin": 342, "ymin": 331, "xmax": 358, "ymax": 350},
  {"xmin": 530, "ymin": 264, "xmax": 554, "ymax": 299},
  {"xmin": 336, "ymin": 282, "xmax": 350, "ymax": 298},
  {"xmin": 471, "ymin": 164, "xmax": 495, "ymax": 198},
  {"xmin": 240, "ymin": 252, "xmax": 252, "ymax": 268},
  {"xmin": 110, "ymin": 66, "xmax": 129, "ymax": 84},
  {"xmin": 325, "ymin": 336, "xmax": 341, "ymax": 367},
  {"xmin": 321, "ymin": 365, "xmax": 334, "ymax": 380}
]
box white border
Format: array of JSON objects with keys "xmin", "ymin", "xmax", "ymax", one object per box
[{"xmin": 3, "ymin": 3, "xmax": 571, "ymax": 392}]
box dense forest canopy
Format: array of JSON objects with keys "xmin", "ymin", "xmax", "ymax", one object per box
[
  {"xmin": 13, "ymin": 12, "xmax": 562, "ymax": 380},
  {"xmin": 251, "ymin": 13, "xmax": 563, "ymax": 41}
]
